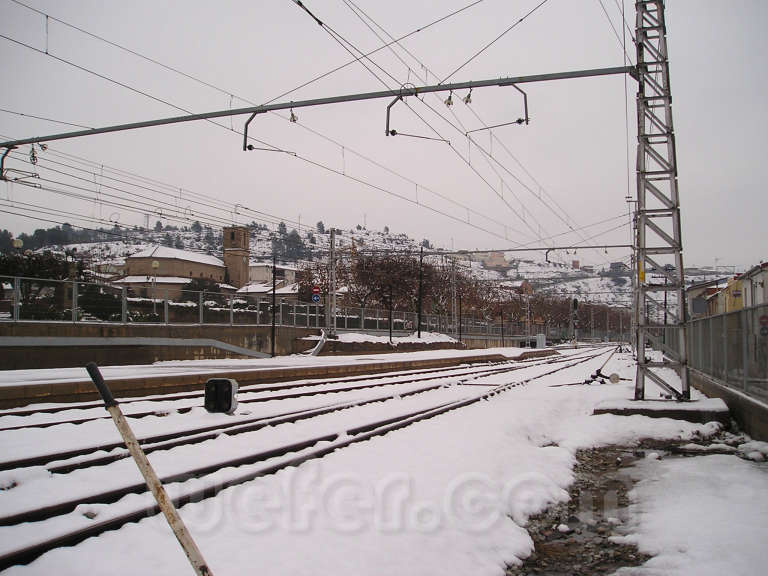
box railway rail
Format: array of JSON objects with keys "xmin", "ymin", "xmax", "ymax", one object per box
[
  {"xmin": 0, "ymin": 346, "xmax": 614, "ymax": 570},
  {"xmin": 0, "ymin": 356, "xmax": 543, "ymax": 430}
]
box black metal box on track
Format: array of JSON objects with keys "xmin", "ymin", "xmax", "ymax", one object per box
[{"xmin": 204, "ymin": 378, "xmax": 238, "ymax": 414}]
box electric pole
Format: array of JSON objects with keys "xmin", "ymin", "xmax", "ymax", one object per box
[
  {"xmin": 451, "ymin": 259, "xmax": 457, "ymax": 339},
  {"xmin": 326, "ymin": 228, "xmax": 337, "ymax": 337},
  {"xmin": 271, "ymin": 249, "xmax": 277, "ymax": 357},
  {"xmin": 417, "ymin": 246, "xmax": 423, "ymax": 338},
  {"xmin": 634, "ymin": 0, "xmax": 689, "ymax": 400}
]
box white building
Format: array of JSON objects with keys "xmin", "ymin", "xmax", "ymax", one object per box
[{"xmin": 248, "ymin": 262, "xmax": 297, "ymax": 285}]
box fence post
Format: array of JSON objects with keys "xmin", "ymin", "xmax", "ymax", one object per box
[
  {"xmin": 69, "ymin": 279, "xmax": 76, "ymax": 323},
  {"xmin": 121, "ymin": 286, "xmax": 127, "ymax": 323},
  {"xmin": 708, "ymin": 317, "xmax": 713, "ymax": 376},
  {"xmin": 230, "ymin": 296, "xmax": 234, "ymax": 326},
  {"xmin": 164, "ymin": 290, "xmax": 169, "ymax": 325},
  {"xmin": 13, "ymin": 277, "xmax": 20, "ymax": 321},
  {"xmin": 723, "ymin": 313, "xmax": 728, "ymax": 383},
  {"xmin": 743, "ymin": 308, "xmax": 749, "ymax": 391},
  {"xmin": 199, "ymin": 292, "xmax": 204, "ymax": 324}
]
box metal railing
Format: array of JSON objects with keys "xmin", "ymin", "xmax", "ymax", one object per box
[
  {"xmin": 0, "ymin": 275, "xmax": 627, "ymax": 344},
  {"xmin": 687, "ymin": 303, "xmax": 768, "ymax": 404}
]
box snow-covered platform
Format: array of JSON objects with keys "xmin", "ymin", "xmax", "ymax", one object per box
[
  {"xmin": 593, "ymin": 397, "xmax": 730, "ymax": 426},
  {"xmin": 0, "ymin": 346, "xmax": 556, "ymax": 409}
]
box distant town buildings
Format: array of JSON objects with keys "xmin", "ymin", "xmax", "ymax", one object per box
[
  {"xmin": 478, "ymin": 251, "xmax": 510, "ymax": 270},
  {"xmin": 115, "ymin": 226, "xmax": 297, "ymax": 300},
  {"xmin": 686, "ymin": 262, "xmax": 767, "ymax": 318}
]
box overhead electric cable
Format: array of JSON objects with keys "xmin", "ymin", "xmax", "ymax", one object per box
[
  {"xmin": 0, "ymin": 108, "xmax": 92, "ymax": 129},
  {"xmin": 337, "ymin": 0, "xmax": 585, "ymax": 250},
  {"xmin": 596, "ymin": 0, "xmax": 634, "ymax": 65},
  {"xmin": 292, "ymin": 1, "xmax": 549, "ymax": 244},
  {"xmin": 0, "ymin": 33, "xmax": 284, "ymax": 153},
  {"xmin": 0, "ymin": 12, "xmax": 513, "ymax": 244},
  {"xmin": 439, "ymin": 0, "xmax": 550, "ymax": 84}
]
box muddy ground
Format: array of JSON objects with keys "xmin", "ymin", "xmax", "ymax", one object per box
[{"xmin": 505, "ymin": 430, "xmax": 749, "ymax": 575}]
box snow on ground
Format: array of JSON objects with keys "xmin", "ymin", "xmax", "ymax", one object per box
[
  {"xmin": 0, "ymin": 344, "xmax": 536, "ymax": 389},
  {"xmin": 0, "ymin": 347, "xmax": 766, "ymax": 575},
  {"xmin": 613, "ymin": 455, "xmax": 768, "ymax": 576},
  {"xmin": 303, "ymin": 331, "xmax": 457, "ymax": 345}
]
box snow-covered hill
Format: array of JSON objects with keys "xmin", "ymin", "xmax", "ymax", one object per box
[{"xmin": 44, "ymin": 223, "xmax": 721, "ymax": 310}]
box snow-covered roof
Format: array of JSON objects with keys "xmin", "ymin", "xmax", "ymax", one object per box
[
  {"xmin": 249, "ymin": 261, "xmax": 298, "ymax": 271},
  {"xmin": 236, "ymin": 282, "xmax": 274, "ymax": 294},
  {"xmin": 84, "ymin": 271, "xmax": 116, "ymax": 280},
  {"xmin": 218, "ymin": 283, "xmax": 238, "ymax": 291},
  {"xmin": 93, "ymin": 258, "xmax": 126, "ymax": 266},
  {"xmin": 274, "ymin": 283, "xmax": 298, "ymax": 295},
  {"xmin": 128, "ymin": 246, "xmax": 224, "ymax": 268},
  {"xmin": 114, "ymin": 276, "xmax": 192, "ymax": 285}
]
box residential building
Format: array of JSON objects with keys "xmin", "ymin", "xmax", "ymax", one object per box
[
  {"xmin": 686, "ymin": 277, "xmax": 728, "ymax": 319},
  {"xmin": 249, "ymin": 262, "xmax": 297, "ymax": 285},
  {"xmin": 741, "ymin": 262, "xmax": 768, "ymax": 307}
]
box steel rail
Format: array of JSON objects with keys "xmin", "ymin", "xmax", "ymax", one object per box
[
  {"xmin": 0, "ymin": 359, "xmax": 524, "ymax": 433},
  {"xmin": 0, "ymin": 347, "xmax": 611, "ymax": 569},
  {"xmin": 0, "ymin": 357, "xmax": 519, "ymax": 420},
  {"xmin": 0, "ymin": 352, "xmax": 572, "ymax": 469},
  {"xmin": 0, "ymin": 347, "xmax": 612, "ymax": 570},
  {"xmin": 0, "ymin": 352, "xmax": 607, "ymax": 548}
]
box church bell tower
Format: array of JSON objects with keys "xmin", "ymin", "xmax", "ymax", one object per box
[{"xmin": 222, "ymin": 226, "xmax": 250, "ymax": 288}]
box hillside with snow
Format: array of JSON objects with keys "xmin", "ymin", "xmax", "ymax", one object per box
[{"xmin": 31, "ymin": 221, "xmax": 721, "ymax": 309}]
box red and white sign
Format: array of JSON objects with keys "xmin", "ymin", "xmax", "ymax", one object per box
[
  {"xmin": 312, "ymin": 285, "xmax": 321, "ymax": 294},
  {"xmin": 760, "ymin": 314, "xmax": 768, "ymax": 327}
]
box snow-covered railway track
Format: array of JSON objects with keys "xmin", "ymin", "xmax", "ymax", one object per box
[
  {"xmin": 0, "ymin": 351, "xmax": 595, "ymax": 471},
  {"xmin": 0, "ymin": 347, "xmax": 612, "ymax": 570},
  {"xmin": 0, "ymin": 355, "xmax": 554, "ymax": 432}
]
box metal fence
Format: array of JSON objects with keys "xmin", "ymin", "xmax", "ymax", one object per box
[
  {"xmin": 687, "ymin": 303, "xmax": 768, "ymax": 404},
  {"xmin": 0, "ymin": 275, "xmax": 627, "ymax": 343}
]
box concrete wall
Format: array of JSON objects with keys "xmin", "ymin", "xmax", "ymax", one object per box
[
  {"xmin": 690, "ymin": 368, "xmax": 768, "ymax": 441},
  {"xmin": 0, "ymin": 322, "xmax": 317, "ymax": 369},
  {"xmin": 460, "ymin": 335, "xmax": 542, "ymax": 349}
]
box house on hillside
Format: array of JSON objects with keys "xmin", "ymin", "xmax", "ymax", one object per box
[
  {"xmin": 505, "ymin": 279, "xmax": 534, "ymax": 296},
  {"xmin": 479, "ymin": 251, "xmax": 510, "ymax": 271},
  {"xmin": 249, "ymin": 262, "xmax": 297, "ymax": 285},
  {"xmin": 118, "ymin": 245, "xmax": 226, "ymax": 299},
  {"xmin": 608, "ymin": 262, "xmax": 629, "ymax": 275},
  {"xmin": 124, "ymin": 246, "xmax": 226, "ymax": 282},
  {"xmin": 235, "ymin": 282, "xmax": 273, "ymax": 298},
  {"xmin": 115, "ymin": 226, "xmax": 253, "ymax": 298},
  {"xmin": 234, "ymin": 282, "xmax": 299, "ymax": 304},
  {"xmin": 92, "ymin": 258, "xmax": 125, "ymax": 278}
]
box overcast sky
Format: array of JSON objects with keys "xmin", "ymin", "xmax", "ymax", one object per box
[{"xmin": 1, "ymin": 0, "xmax": 765, "ymax": 270}]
